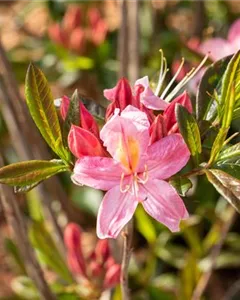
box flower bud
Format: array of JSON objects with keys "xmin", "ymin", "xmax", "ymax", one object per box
[
  {"xmin": 63, "ymin": 6, "xmax": 82, "ymax": 33},
  {"xmin": 103, "ymin": 262, "xmax": 121, "ymax": 289},
  {"xmin": 95, "ymin": 239, "xmax": 110, "ymax": 263},
  {"xmin": 149, "ymin": 114, "xmax": 166, "ymax": 144},
  {"xmin": 48, "ymin": 23, "xmax": 68, "ymax": 47}
]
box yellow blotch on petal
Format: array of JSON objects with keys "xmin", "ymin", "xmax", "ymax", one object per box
[{"xmin": 116, "ymin": 136, "xmax": 140, "ymax": 172}]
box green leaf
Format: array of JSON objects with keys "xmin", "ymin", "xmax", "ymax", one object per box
[
  {"xmin": 176, "ymin": 105, "xmax": 202, "ymax": 165},
  {"xmin": 135, "ymin": 205, "xmax": 157, "ymax": 244},
  {"xmin": 205, "ymin": 169, "xmax": 240, "ymax": 213},
  {"xmin": 214, "ymin": 157, "xmax": 240, "ymax": 180},
  {"xmin": 11, "ymin": 276, "xmax": 39, "ymax": 300},
  {"xmin": 220, "ymin": 51, "xmax": 240, "ymax": 127},
  {"xmin": 4, "ymin": 238, "xmax": 26, "ymax": 274},
  {"xmin": 29, "ymin": 222, "xmax": 73, "ymax": 283},
  {"xmin": 218, "ymin": 142, "xmax": 240, "ymax": 161},
  {"xmin": 0, "ymin": 160, "xmax": 68, "ymax": 188},
  {"xmin": 169, "ymin": 177, "xmax": 192, "ymax": 196},
  {"xmin": 196, "ymin": 54, "xmax": 232, "ymax": 121},
  {"xmin": 208, "ymin": 127, "xmax": 229, "ymax": 165},
  {"xmin": 25, "ymin": 63, "xmax": 70, "ymax": 162}
]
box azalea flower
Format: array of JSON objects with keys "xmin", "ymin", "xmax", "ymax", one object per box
[{"xmin": 72, "ymin": 105, "xmax": 190, "ymax": 238}]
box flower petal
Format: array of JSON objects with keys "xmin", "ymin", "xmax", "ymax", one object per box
[
  {"xmin": 79, "ymin": 102, "xmax": 99, "ymax": 137},
  {"xmin": 72, "ymin": 156, "xmax": 123, "ymax": 190},
  {"xmin": 147, "ymin": 134, "xmax": 190, "ymax": 179},
  {"xmin": 68, "ymin": 125, "xmax": 105, "ymax": 158},
  {"xmin": 199, "ymin": 38, "xmax": 231, "ymax": 61},
  {"xmin": 135, "ymin": 76, "xmax": 150, "ymax": 89},
  {"xmin": 228, "ymin": 19, "xmax": 240, "ymax": 42},
  {"xmin": 141, "ymin": 87, "xmax": 168, "ymax": 110},
  {"xmin": 140, "ymin": 179, "xmax": 188, "ymax": 232},
  {"xmin": 60, "ymin": 95, "xmax": 70, "ymax": 120},
  {"xmin": 97, "ymin": 185, "xmax": 138, "ymax": 238},
  {"xmin": 100, "ymin": 106, "xmax": 150, "ymax": 172}
]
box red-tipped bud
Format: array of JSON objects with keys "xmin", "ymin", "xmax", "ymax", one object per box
[
  {"xmin": 63, "ymin": 6, "xmax": 82, "ymax": 33},
  {"xmin": 89, "ymin": 260, "xmax": 103, "ymax": 277},
  {"xmin": 60, "ymin": 95, "xmax": 70, "ymax": 121},
  {"xmin": 105, "ymin": 78, "xmax": 134, "ymax": 120},
  {"xmin": 164, "ymin": 91, "xmax": 192, "ymax": 133},
  {"xmin": 68, "ymin": 125, "xmax": 105, "ymax": 158},
  {"xmin": 88, "ymin": 7, "xmax": 102, "ymax": 29},
  {"xmin": 90, "ymin": 19, "xmax": 108, "ymax": 46},
  {"xmin": 104, "ymin": 261, "xmax": 121, "ymax": 289},
  {"xmin": 79, "ymin": 102, "xmax": 99, "ymax": 137},
  {"xmin": 64, "ymin": 223, "xmax": 87, "ymax": 277},
  {"xmin": 149, "ymin": 114, "xmax": 167, "ymax": 144},
  {"xmin": 64, "ymin": 223, "xmax": 82, "ymax": 251},
  {"xmin": 95, "ymin": 239, "xmax": 110, "ymax": 263},
  {"xmin": 69, "ymin": 28, "xmax": 86, "ymax": 54},
  {"xmin": 48, "ymin": 23, "xmax": 68, "ymax": 47}
]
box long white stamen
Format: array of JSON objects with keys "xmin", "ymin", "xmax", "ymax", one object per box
[
  {"xmin": 160, "ymin": 57, "xmax": 185, "ymax": 99},
  {"xmin": 120, "ymin": 173, "xmax": 130, "ymax": 193}
]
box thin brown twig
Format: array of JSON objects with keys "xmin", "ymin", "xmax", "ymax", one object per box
[
  {"xmin": 120, "ymin": 219, "xmax": 134, "ymax": 300},
  {"xmin": 0, "ymin": 154, "xmax": 56, "ymax": 300},
  {"xmin": 118, "ymin": 0, "xmax": 128, "ymax": 78},
  {"xmin": 191, "ymin": 206, "xmax": 236, "ymax": 300}
]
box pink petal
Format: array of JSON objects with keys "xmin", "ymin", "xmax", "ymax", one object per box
[
  {"xmin": 72, "ymin": 156, "xmax": 123, "ymax": 190},
  {"xmin": 104, "ymin": 86, "xmax": 118, "ymax": 102},
  {"xmin": 140, "ymin": 179, "xmax": 188, "ymax": 232},
  {"xmin": 97, "ymin": 185, "xmax": 138, "ymax": 238},
  {"xmin": 100, "ymin": 106, "xmax": 150, "ymax": 172},
  {"xmin": 199, "ymin": 38, "xmax": 231, "ymax": 61},
  {"xmin": 141, "ymin": 87, "xmax": 169, "ymax": 110},
  {"xmin": 164, "ymin": 91, "xmax": 192, "ymax": 133},
  {"xmin": 104, "ymin": 263, "xmax": 121, "ymax": 288},
  {"xmin": 135, "ymin": 76, "xmax": 150, "ymax": 89},
  {"xmin": 228, "ymin": 19, "xmax": 240, "ymax": 42},
  {"xmin": 147, "ymin": 134, "xmax": 190, "ymax": 180},
  {"xmin": 68, "ymin": 125, "xmax": 105, "ymax": 158},
  {"xmin": 149, "ymin": 114, "xmax": 167, "ymax": 144},
  {"xmin": 60, "ymin": 95, "xmax": 70, "ymax": 120}
]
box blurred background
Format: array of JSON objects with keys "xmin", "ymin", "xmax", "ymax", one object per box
[{"xmin": 1, "ymin": 1, "xmax": 240, "ymax": 299}]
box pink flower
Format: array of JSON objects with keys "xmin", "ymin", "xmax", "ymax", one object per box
[
  {"xmin": 72, "ymin": 105, "xmax": 190, "ymax": 238},
  {"xmin": 199, "ymin": 19, "xmax": 240, "ymax": 61}
]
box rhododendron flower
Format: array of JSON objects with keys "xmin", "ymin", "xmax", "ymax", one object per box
[
  {"xmin": 64, "ymin": 223, "xmax": 120, "ymax": 289},
  {"xmin": 72, "ymin": 105, "xmax": 190, "ymax": 238},
  {"xmin": 150, "ymin": 91, "xmax": 192, "ymax": 143}
]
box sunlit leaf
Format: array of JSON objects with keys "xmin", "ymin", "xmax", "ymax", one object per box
[
  {"xmin": 208, "ymin": 127, "xmax": 229, "ymax": 165},
  {"xmin": 29, "ymin": 222, "xmax": 73, "ymax": 283},
  {"xmin": 176, "ymin": 104, "xmax": 201, "ymax": 165},
  {"xmin": 25, "ymin": 63, "xmax": 70, "ymax": 162},
  {"xmin": 218, "ymin": 142, "xmax": 240, "ymax": 161},
  {"xmin": 196, "ymin": 55, "xmax": 232, "ymax": 121},
  {"xmin": 214, "ymin": 157, "xmax": 240, "ymax": 180},
  {"xmin": 0, "ymin": 160, "xmax": 68, "ymax": 189},
  {"xmin": 205, "ymin": 169, "xmax": 240, "ymax": 213},
  {"xmin": 11, "ymin": 276, "xmax": 39, "ymax": 300}
]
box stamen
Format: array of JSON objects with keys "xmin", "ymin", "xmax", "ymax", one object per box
[
  {"xmin": 155, "ymin": 50, "xmax": 169, "ymax": 96},
  {"xmin": 160, "ymin": 57, "xmax": 185, "ymax": 99},
  {"xmin": 120, "ymin": 173, "xmax": 130, "ymax": 193}
]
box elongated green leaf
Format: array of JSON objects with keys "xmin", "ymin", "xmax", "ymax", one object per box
[
  {"xmin": 4, "ymin": 238, "xmax": 26, "ymax": 274},
  {"xmin": 0, "ymin": 160, "xmax": 68, "ymax": 187},
  {"xmin": 214, "ymin": 157, "xmax": 240, "ymax": 180},
  {"xmin": 196, "ymin": 55, "xmax": 232, "ymax": 121},
  {"xmin": 218, "ymin": 143, "xmax": 240, "ymax": 161},
  {"xmin": 205, "ymin": 169, "xmax": 240, "ymax": 213},
  {"xmin": 11, "ymin": 276, "xmax": 39, "ymax": 300},
  {"xmin": 176, "ymin": 105, "xmax": 201, "ymax": 165},
  {"xmin": 220, "ymin": 51, "xmax": 240, "ymax": 127},
  {"xmin": 25, "ymin": 63, "xmax": 70, "ymax": 162},
  {"xmin": 29, "ymin": 222, "xmax": 73, "ymax": 283},
  {"xmin": 169, "ymin": 177, "xmax": 192, "ymax": 196},
  {"xmin": 208, "ymin": 127, "xmax": 229, "ymax": 165}
]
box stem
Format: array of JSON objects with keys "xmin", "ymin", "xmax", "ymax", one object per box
[
  {"xmin": 191, "ymin": 206, "xmax": 236, "ymax": 300},
  {"xmin": 120, "ymin": 220, "xmax": 134, "ymax": 300}
]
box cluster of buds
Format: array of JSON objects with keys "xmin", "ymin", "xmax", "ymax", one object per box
[
  {"xmin": 48, "ymin": 5, "xmax": 108, "ymax": 54},
  {"xmin": 64, "ymin": 223, "xmax": 120, "ymax": 295}
]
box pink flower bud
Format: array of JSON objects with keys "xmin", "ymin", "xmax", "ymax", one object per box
[
  {"xmin": 48, "ymin": 23, "xmax": 68, "ymax": 47},
  {"xmin": 164, "ymin": 91, "xmax": 192, "ymax": 134},
  {"xmin": 64, "ymin": 223, "xmax": 87, "ymax": 277},
  {"xmin": 79, "ymin": 102, "xmax": 99, "ymax": 137},
  {"xmin": 69, "ymin": 27, "xmax": 86, "ymax": 54},
  {"xmin": 95, "ymin": 239, "xmax": 110, "ymax": 262},
  {"xmin": 60, "ymin": 95, "xmax": 70, "ymax": 121},
  {"xmin": 90, "ymin": 19, "xmax": 108, "ymax": 46},
  {"xmin": 149, "ymin": 114, "xmax": 167, "ymax": 144},
  {"xmin": 89, "ymin": 260, "xmax": 102, "ymax": 277},
  {"xmin": 63, "ymin": 6, "xmax": 82, "ymax": 33},
  {"xmin": 68, "ymin": 125, "xmax": 105, "ymax": 158},
  {"xmin": 104, "ymin": 262, "xmax": 121, "ymax": 289},
  {"xmin": 105, "ymin": 78, "xmax": 134, "ymax": 120}
]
